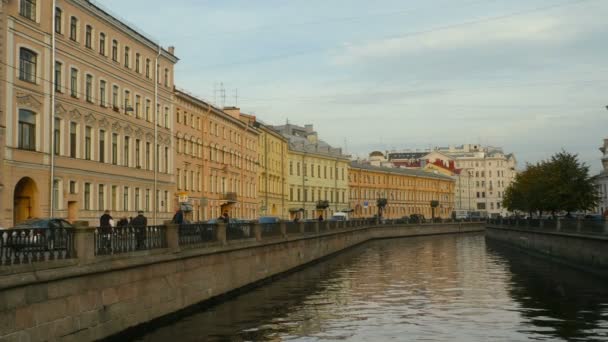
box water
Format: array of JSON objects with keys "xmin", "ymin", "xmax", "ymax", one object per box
[{"xmin": 133, "ymin": 234, "xmax": 608, "ymax": 341}]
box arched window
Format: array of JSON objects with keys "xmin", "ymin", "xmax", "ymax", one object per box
[
  {"xmin": 54, "ymin": 7, "xmax": 62, "ymax": 33},
  {"xmin": 18, "ymin": 109, "xmax": 36, "ymax": 151},
  {"xmin": 69, "ymin": 16, "xmax": 78, "ymax": 41},
  {"xmin": 19, "ymin": 48, "xmax": 37, "ymax": 83},
  {"xmin": 99, "ymin": 32, "xmax": 106, "ymax": 55}
]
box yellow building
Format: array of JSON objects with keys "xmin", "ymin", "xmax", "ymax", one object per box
[
  {"xmin": 1, "ymin": 1, "xmax": 177, "ymax": 226},
  {"xmin": 272, "ymin": 124, "xmax": 350, "ymax": 220},
  {"xmin": 349, "ymin": 162, "xmax": 455, "ymax": 219},
  {"xmin": 255, "ymin": 123, "xmax": 288, "ymax": 219}
]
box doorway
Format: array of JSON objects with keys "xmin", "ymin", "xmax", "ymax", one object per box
[{"xmin": 13, "ymin": 177, "xmax": 39, "ymax": 225}]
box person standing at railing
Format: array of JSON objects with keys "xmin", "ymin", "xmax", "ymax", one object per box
[
  {"xmin": 172, "ymin": 209, "xmax": 184, "ymax": 225},
  {"xmin": 132, "ymin": 211, "xmax": 147, "ymax": 250},
  {"xmin": 99, "ymin": 210, "xmax": 113, "ymax": 253}
]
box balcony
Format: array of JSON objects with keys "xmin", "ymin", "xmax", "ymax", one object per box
[
  {"xmin": 221, "ymin": 192, "xmax": 238, "ymax": 203},
  {"xmin": 316, "ymin": 200, "xmax": 330, "ymax": 209}
]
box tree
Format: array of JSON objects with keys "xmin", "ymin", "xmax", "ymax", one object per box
[{"xmin": 503, "ymin": 151, "xmax": 599, "ymax": 216}]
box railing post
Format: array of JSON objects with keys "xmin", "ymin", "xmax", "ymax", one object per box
[
  {"xmin": 254, "ymin": 223, "xmax": 262, "ymax": 241},
  {"xmin": 165, "ymin": 223, "xmax": 180, "ymax": 251},
  {"xmin": 577, "ymin": 218, "xmax": 582, "ymax": 232},
  {"xmin": 556, "ymin": 217, "xmax": 562, "ymax": 232},
  {"xmin": 539, "ymin": 219, "xmax": 544, "ymax": 229},
  {"xmin": 280, "ymin": 222, "xmax": 287, "ymax": 238},
  {"xmin": 298, "ymin": 221, "xmax": 305, "ymax": 234},
  {"xmin": 604, "ymin": 220, "xmax": 608, "ymax": 234},
  {"xmin": 216, "ymin": 223, "xmax": 227, "ymax": 245},
  {"xmin": 74, "ymin": 226, "xmax": 95, "ymax": 263},
  {"xmin": 314, "ymin": 221, "xmax": 320, "ymax": 234}
]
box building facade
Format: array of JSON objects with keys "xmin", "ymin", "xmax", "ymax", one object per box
[
  {"xmin": 272, "ymin": 124, "xmax": 350, "ymax": 220},
  {"xmin": 434, "ymin": 145, "xmax": 517, "ymax": 217},
  {"xmin": 256, "ymin": 122, "xmax": 288, "ymax": 219},
  {"xmin": 596, "ymin": 139, "xmax": 608, "ymax": 216},
  {"xmin": 174, "ymin": 91, "xmax": 259, "ymax": 221},
  {"xmin": 1, "ymin": 0, "xmax": 177, "ymax": 227},
  {"xmin": 349, "ymin": 162, "xmax": 455, "ymax": 219}
]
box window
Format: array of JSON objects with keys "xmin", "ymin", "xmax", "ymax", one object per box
[
  {"xmin": 135, "ymin": 53, "xmax": 140, "ymax": 73},
  {"xmin": 145, "ymin": 189, "xmax": 150, "ymax": 212},
  {"xmin": 70, "ymin": 68, "xmax": 78, "ymax": 97},
  {"xmin": 124, "ymin": 90, "xmax": 130, "ymax": 113},
  {"xmin": 145, "ymin": 58, "xmax": 150, "ymax": 78},
  {"xmin": 145, "ymin": 142, "xmax": 151, "ymax": 170},
  {"xmin": 54, "ymin": 7, "xmax": 62, "ymax": 33},
  {"xmin": 70, "ymin": 181, "xmax": 76, "ymax": 194},
  {"xmin": 111, "ymin": 134, "xmax": 118, "ymax": 165},
  {"xmin": 18, "ymin": 109, "xmax": 36, "ymax": 151},
  {"xmin": 99, "ymin": 80, "xmax": 106, "ymax": 106},
  {"xmin": 123, "ymin": 136, "xmax": 130, "ymax": 166},
  {"xmin": 54, "ymin": 61, "xmax": 62, "ymax": 92},
  {"xmin": 164, "ymin": 107, "xmax": 169, "ymax": 128},
  {"xmin": 20, "ymin": 0, "xmax": 36, "ymax": 21},
  {"xmin": 85, "ymin": 74, "xmax": 93, "ymax": 102},
  {"xmin": 112, "ymin": 85, "xmax": 118, "ymax": 109},
  {"xmin": 99, "ymin": 33, "xmax": 106, "ymax": 55},
  {"xmin": 135, "ymin": 95, "xmax": 141, "ymax": 118},
  {"xmin": 135, "ymin": 188, "xmax": 140, "ymax": 211},
  {"xmin": 112, "ymin": 40, "xmax": 118, "ymax": 61},
  {"xmin": 123, "ymin": 187, "xmax": 129, "ymax": 211},
  {"xmin": 84, "ymin": 183, "xmax": 91, "ymax": 210},
  {"xmin": 124, "ymin": 46, "xmax": 130, "ymax": 68},
  {"xmin": 53, "ymin": 180, "xmax": 60, "ymax": 210},
  {"xmin": 69, "ymin": 16, "xmax": 78, "ymax": 41},
  {"xmin": 135, "ymin": 139, "xmax": 141, "ymax": 168},
  {"xmin": 164, "ymin": 147, "xmax": 169, "ymax": 173},
  {"xmin": 145, "ymin": 99, "xmax": 151, "ymax": 121},
  {"xmin": 69, "ymin": 122, "xmax": 77, "ymax": 158},
  {"xmin": 99, "ymin": 130, "xmax": 106, "ymax": 163},
  {"xmin": 164, "ymin": 68, "xmax": 169, "ymax": 87},
  {"xmin": 84, "ymin": 126, "xmax": 92, "ymax": 160},
  {"xmin": 19, "ymin": 48, "xmax": 37, "ymax": 83},
  {"xmin": 111, "ymin": 186, "xmax": 117, "ymax": 210},
  {"xmin": 85, "ymin": 25, "xmax": 92, "ymax": 48},
  {"xmin": 98, "ymin": 185, "xmax": 105, "ymax": 211},
  {"xmin": 53, "ymin": 118, "xmax": 61, "ymax": 155}
]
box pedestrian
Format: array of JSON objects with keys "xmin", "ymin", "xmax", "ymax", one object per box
[
  {"xmin": 117, "ymin": 217, "xmax": 129, "ymax": 228},
  {"xmin": 222, "ymin": 212, "xmax": 229, "ymax": 223},
  {"xmin": 172, "ymin": 208, "xmax": 184, "ymax": 225},
  {"xmin": 99, "ymin": 210, "xmax": 113, "ymax": 252},
  {"xmin": 131, "ymin": 211, "xmax": 148, "ymax": 250},
  {"xmin": 318, "ymin": 214, "xmax": 324, "ymax": 222}
]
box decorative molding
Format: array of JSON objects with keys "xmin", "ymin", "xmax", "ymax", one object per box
[
  {"xmin": 145, "ymin": 133, "xmax": 154, "ymax": 142},
  {"xmin": 16, "ymin": 93, "xmax": 42, "ymax": 110},
  {"xmin": 111, "ymin": 121, "xmax": 122, "ymax": 133},
  {"xmin": 98, "ymin": 118, "xmax": 110, "ymax": 130},
  {"xmin": 135, "ymin": 128, "xmax": 144, "ymax": 139},
  {"xmin": 123, "ymin": 125, "xmax": 133, "ymax": 136},
  {"xmin": 84, "ymin": 113, "xmax": 97, "ymax": 125},
  {"xmin": 55, "ymin": 104, "xmax": 68, "ymax": 118},
  {"xmin": 69, "ymin": 109, "xmax": 82, "ymax": 121}
]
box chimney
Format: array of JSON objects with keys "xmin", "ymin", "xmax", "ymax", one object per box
[
  {"xmin": 223, "ymin": 106, "xmax": 240, "ymax": 119},
  {"xmin": 304, "ymin": 124, "xmax": 314, "ymax": 133},
  {"xmin": 168, "ymin": 46, "xmax": 175, "ymax": 55}
]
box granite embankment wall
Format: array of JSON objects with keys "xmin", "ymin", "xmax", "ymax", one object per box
[
  {"xmin": 0, "ymin": 223, "xmax": 484, "ymax": 341},
  {"xmin": 486, "ymin": 224, "xmax": 608, "ymax": 278}
]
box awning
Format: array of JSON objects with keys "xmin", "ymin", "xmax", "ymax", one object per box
[
  {"xmin": 340, "ymin": 209, "xmax": 354, "ymax": 213},
  {"xmin": 180, "ymin": 203, "xmax": 193, "ymax": 212},
  {"xmin": 289, "ymin": 208, "xmax": 305, "ymax": 213}
]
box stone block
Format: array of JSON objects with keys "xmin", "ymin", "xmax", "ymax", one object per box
[
  {"xmin": 24, "ymin": 285, "xmax": 48, "ymax": 305},
  {"xmin": 1, "ymin": 331, "xmax": 30, "ymax": 342},
  {"xmin": 78, "ymin": 291, "xmax": 100, "ymax": 313},
  {"xmin": 101, "ymin": 288, "xmax": 119, "ymax": 307},
  {"xmin": 14, "ymin": 307, "xmax": 34, "ymax": 331},
  {"xmin": 79, "ymin": 310, "xmax": 100, "ymax": 329},
  {"xmin": 0, "ymin": 288, "xmax": 26, "ymax": 312},
  {"xmin": 0, "ymin": 309, "xmax": 17, "ymax": 336},
  {"xmin": 33, "ymin": 298, "xmax": 67, "ymax": 326}
]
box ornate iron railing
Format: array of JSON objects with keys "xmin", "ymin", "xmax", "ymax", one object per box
[
  {"xmin": 261, "ymin": 223, "xmax": 282, "ymax": 238},
  {"xmin": 285, "ymin": 222, "xmax": 301, "ymax": 235},
  {"xmin": 95, "ymin": 225, "xmax": 167, "ymax": 256},
  {"xmin": 304, "ymin": 221, "xmax": 317, "ymax": 234},
  {"xmin": 227, "ymin": 222, "xmax": 253, "ymax": 241},
  {"xmin": 0, "ymin": 228, "xmax": 75, "ymax": 266},
  {"xmin": 179, "ymin": 224, "xmax": 217, "ymax": 246}
]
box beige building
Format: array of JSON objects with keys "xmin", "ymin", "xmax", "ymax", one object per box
[
  {"xmin": 255, "ymin": 122, "xmax": 288, "ymax": 219},
  {"xmin": 422, "ymin": 151, "xmax": 475, "ymax": 212},
  {"xmin": 272, "ymin": 124, "xmax": 350, "ymax": 220},
  {"xmin": 1, "ymin": 1, "xmax": 178, "ymax": 227},
  {"xmin": 174, "ymin": 90, "xmax": 259, "ymax": 221},
  {"xmin": 349, "ymin": 162, "xmax": 455, "ymax": 219},
  {"xmin": 435, "ymin": 145, "xmax": 517, "ymax": 216}
]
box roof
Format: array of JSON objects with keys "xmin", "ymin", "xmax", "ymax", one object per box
[
  {"xmin": 350, "ymin": 162, "xmax": 455, "ymax": 182},
  {"xmin": 388, "ymin": 152, "xmax": 428, "ymax": 160}
]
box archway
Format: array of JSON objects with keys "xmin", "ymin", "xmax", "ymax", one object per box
[
  {"xmin": 271, "ymin": 204, "xmax": 277, "ymax": 216},
  {"xmin": 13, "ymin": 177, "xmax": 39, "ymax": 225}
]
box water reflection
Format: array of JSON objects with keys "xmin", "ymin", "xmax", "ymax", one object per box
[{"xmin": 133, "ymin": 234, "xmax": 608, "ymax": 341}]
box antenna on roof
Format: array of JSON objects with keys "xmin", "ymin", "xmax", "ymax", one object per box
[
  {"xmin": 234, "ymin": 89, "xmax": 238, "ymax": 107},
  {"xmin": 220, "ymin": 82, "xmax": 226, "ymax": 108}
]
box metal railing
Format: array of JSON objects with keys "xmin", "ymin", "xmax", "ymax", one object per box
[
  {"xmin": 285, "ymin": 222, "xmax": 301, "ymax": 235},
  {"xmin": 0, "ymin": 228, "xmax": 75, "ymax": 266},
  {"xmin": 95, "ymin": 225, "xmax": 167, "ymax": 256},
  {"xmin": 227, "ymin": 222, "xmax": 253, "ymax": 241},
  {"xmin": 488, "ymin": 218, "xmax": 608, "ymax": 236},
  {"xmin": 304, "ymin": 221, "xmax": 317, "ymax": 234},
  {"xmin": 179, "ymin": 223, "xmax": 217, "ymax": 246},
  {"xmin": 260, "ymin": 223, "xmax": 282, "ymax": 238}
]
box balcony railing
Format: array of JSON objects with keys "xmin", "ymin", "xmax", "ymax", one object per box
[{"xmin": 222, "ymin": 192, "xmax": 238, "ymax": 202}]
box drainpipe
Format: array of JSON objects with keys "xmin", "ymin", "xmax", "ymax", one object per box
[
  {"xmin": 154, "ymin": 45, "xmax": 161, "ymax": 225},
  {"xmin": 49, "ymin": 0, "xmax": 56, "ymax": 217}
]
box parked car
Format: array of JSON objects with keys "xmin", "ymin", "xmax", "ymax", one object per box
[
  {"xmin": 329, "ymin": 212, "xmax": 348, "ymax": 221},
  {"xmin": 5, "ymin": 218, "xmax": 73, "ymax": 251},
  {"xmin": 410, "ymin": 214, "xmax": 426, "ymax": 223},
  {"xmin": 258, "ymin": 216, "xmax": 281, "ymax": 224},
  {"xmin": 584, "ymin": 214, "xmax": 604, "ymax": 221}
]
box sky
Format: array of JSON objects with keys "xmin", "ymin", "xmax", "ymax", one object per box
[{"xmin": 100, "ymin": 0, "xmax": 608, "ymax": 172}]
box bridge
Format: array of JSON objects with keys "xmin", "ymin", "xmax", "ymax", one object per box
[{"xmin": 0, "ymin": 219, "xmax": 484, "ymax": 341}]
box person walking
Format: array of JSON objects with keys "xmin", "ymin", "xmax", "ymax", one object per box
[
  {"xmin": 131, "ymin": 211, "xmax": 148, "ymax": 250},
  {"xmin": 172, "ymin": 209, "xmax": 184, "ymax": 225},
  {"xmin": 99, "ymin": 210, "xmax": 113, "ymax": 252},
  {"xmin": 318, "ymin": 214, "xmax": 324, "ymax": 222}
]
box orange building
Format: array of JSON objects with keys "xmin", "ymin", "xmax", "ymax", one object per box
[
  {"xmin": 349, "ymin": 162, "xmax": 455, "ymax": 219},
  {"xmin": 174, "ymin": 90, "xmax": 259, "ymax": 221}
]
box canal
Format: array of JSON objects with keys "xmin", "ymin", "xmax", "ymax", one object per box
[{"xmin": 131, "ymin": 234, "xmax": 608, "ymax": 341}]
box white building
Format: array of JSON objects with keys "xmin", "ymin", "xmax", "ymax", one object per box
[
  {"xmin": 596, "ymin": 139, "xmax": 608, "ymax": 216},
  {"xmin": 433, "ymin": 145, "xmax": 517, "ymax": 217}
]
